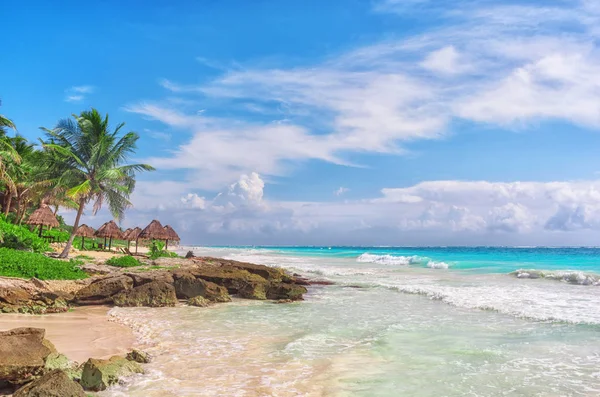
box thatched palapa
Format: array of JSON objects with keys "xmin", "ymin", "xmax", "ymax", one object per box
[
  {"xmin": 26, "ymin": 205, "xmax": 60, "ymax": 237},
  {"xmin": 95, "ymin": 220, "xmax": 124, "ymax": 250},
  {"xmin": 75, "ymin": 224, "xmax": 95, "ymax": 249},
  {"xmin": 125, "ymin": 227, "xmax": 142, "ymax": 241},
  {"xmin": 164, "ymin": 225, "xmax": 180, "ymax": 242},
  {"xmin": 138, "ymin": 220, "xmax": 170, "ymax": 240}
]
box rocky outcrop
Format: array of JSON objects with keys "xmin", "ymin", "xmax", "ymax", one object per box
[
  {"xmin": 173, "ymin": 272, "xmax": 231, "ymax": 302},
  {"xmin": 126, "ymin": 271, "xmax": 174, "ymax": 287},
  {"xmin": 112, "ymin": 281, "xmax": 177, "ymax": 307},
  {"xmin": 0, "ymin": 278, "xmax": 70, "ymax": 314},
  {"xmin": 13, "ymin": 370, "xmax": 85, "ymax": 397},
  {"xmin": 267, "ymin": 283, "xmax": 307, "ymax": 301},
  {"xmin": 126, "ymin": 349, "xmax": 150, "ymax": 364},
  {"xmin": 0, "ymin": 328, "xmax": 56, "ymax": 385},
  {"xmin": 80, "ymin": 356, "xmax": 143, "ymax": 391},
  {"xmin": 187, "ymin": 296, "xmax": 211, "ymax": 307},
  {"xmin": 74, "ymin": 275, "xmax": 133, "ymax": 305}
]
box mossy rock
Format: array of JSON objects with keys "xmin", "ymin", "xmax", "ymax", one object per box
[
  {"xmin": 126, "ymin": 349, "xmax": 150, "ymax": 364},
  {"xmin": 173, "ymin": 273, "xmax": 231, "ymax": 302},
  {"xmin": 112, "ymin": 281, "xmax": 177, "ymax": 307},
  {"xmin": 238, "ymin": 281, "xmax": 269, "ymax": 300},
  {"xmin": 267, "ymin": 283, "xmax": 307, "ymax": 301},
  {"xmin": 13, "ymin": 369, "xmax": 85, "ymax": 397},
  {"xmin": 44, "ymin": 353, "xmax": 81, "ymax": 381},
  {"xmin": 187, "ymin": 296, "xmax": 211, "ymax": 307},
  {"xmin": 80, "ymin": 356, "xmax": 143, "ymax": 391}
]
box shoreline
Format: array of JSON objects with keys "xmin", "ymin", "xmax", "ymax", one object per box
[{"xmin": 0, "ymin": 306, "xmax": 136, "ymax": 363}]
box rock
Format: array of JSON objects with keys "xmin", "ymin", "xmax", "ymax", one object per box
[
  {"xmin": 185, "ymin": 250, "xmax": 195, "ymax": 259},
  {"xmin": 126, "ymin": 271, "xmax": 174, "ymax": 287},
  {"xmin": 80, "ymin": 263, "xmax": 115, "ymax": 276},
  {"xmin": 13, "ymin": 370, "xmax": 85, "ymax": 397},
  {"xmin": 173, "ymin": 273, "xmax": 231, "ymax": 302},
  {"xmin": 0, "ymin": 328, "xmax": 56, "ymax": 384},
  {"xmin": 267, "ymin": 283, "xmax": 307, "ymax": 301},
  {"xmin": 75, "ymin": 275, "xmax": 133, "ymax": 305},
  {"xmin": 112, "ymin": 281, "xmax": 177, "ymax": 307},
  {"xmin": 238, "ymin": 281, "xmax": 269, "ymax": 300},
  {"xmin": 80, "ymin": 356, "xmax": 143, "ymax": 391},
  {"xmin": 220, "ymin": 261, "xmax": 286, "ymax": 282},
  {"xmin": 126, "ymin": 349, "xmax": 150, "ymax": 364},
  {"xmin": 275, "ymin": 299, "xmax": 294, "ymax": 304},
  {"xmin": 44, "ymin": 353, "xmax": 81, "ymax": 381},
  {"xmin": 184, "ymin": 266, "xmax": 269, "ymax": 295},
  {"xmin": 187, "ymin": 296, "xmax": 211, "ymax": 307}
]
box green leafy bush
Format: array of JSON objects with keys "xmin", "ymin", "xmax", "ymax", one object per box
[
  {"xmin": 148, "ymin": 240, "xmax": 180, "ymax": 260},
  {"xmin": 105, "ymin": 255, "xmax": 142, "ymax": 268},
  {"xmin": 0, "ymin": 248, "xmax": 87, "ymax": 280},
  {"xmin": 0, "ymin": 218, "xmax": 49, "ymax": 253},
  {"xmin": 43, "ymin": 228, "xmax": 71, "ymax": 243}
]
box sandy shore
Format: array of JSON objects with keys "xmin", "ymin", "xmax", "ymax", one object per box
[{"xmin": 0, "ymin": 306, "xmax": 135, "ymax": 363}]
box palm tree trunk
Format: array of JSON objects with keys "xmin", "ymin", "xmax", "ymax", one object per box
[
  {"xmin": 59, "ymin": 198, "xmax": 85, "ymax": 258},
  {"xmin": 4, "ymin": 192, "xmax": 12, "ymax": 217}
]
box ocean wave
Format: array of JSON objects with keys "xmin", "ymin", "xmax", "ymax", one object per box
[
  {"xmin": 357, "ymin": 253, "xmax": 450, "ymax": 269},
  {"xmin": 510, "ymin": 269, "xmax": 600, "ymax": 286}
]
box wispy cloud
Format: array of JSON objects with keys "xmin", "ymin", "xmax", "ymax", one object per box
[
  {"xmin": 334, "ymin": 187, "xmax": 349, "ymax": 196},
  {"xmin": 64, "ymin": 85, "xmax": 95, "ymax": 103}
]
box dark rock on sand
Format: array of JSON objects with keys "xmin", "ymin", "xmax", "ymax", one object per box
[
  {"xmin": 0, "ymin": 279, "xmax": 70, "ymax": 314},
  {"xmin": 173, "ymin": 272, "xmax": 231, "ymax": 302},
  {"xmin": 80, "ymin": 356, "xmax": 143, "ymax": 391},
  {"xmin": 13, "ymin": 369, "xmax": 85, "ymax": 397},
  {"xmin": 126, "ymin": 349, "xmax": 150, "ymax": 364},
  {"xmin": 185, "ymin": 250, "xmax": 195, "ymax": 259},
  {"xmin": 0, "ymin": 328, "xmax": 56, "ymax": 384},
  {"xmin": 75, "ymin": 275, "xmax": 133, "ymax": 305},
  {"xmin": 112, "ymin": 281, "xmax": 177, "ymax": 307}
]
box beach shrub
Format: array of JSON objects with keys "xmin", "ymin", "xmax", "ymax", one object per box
[
  {"xmin": 149, "ymin": 240, "xmax": 180, "ymax": 260},
  {"xmin": 0, "ymin": 217, "xmax": 49, "ymax": 253},
  {"xmin": 43, "ymin": 228, "xmax": 71, "ymax": 243},
  {"xmin": 0, "ymin": 247, "xmax": 87, "ymax": 280},
  {"xmin": 105, "ymin": 255, "xmax": 142, "ymax": 268}
]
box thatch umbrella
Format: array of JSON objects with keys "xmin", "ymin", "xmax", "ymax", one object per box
[
  {"xmin": 75, "ymin": 224, "xmax": 95, "ymax": 249},
  {"xmin": 95, "ymin": 220, "xmax": 124, "ymax": 251},
  {"xmin": 123, "ymin": 227, "xmax": 141, "ymax": 252},
  {"xmin": 139, "ymin": 220, "xmax": 170, "ymax": 250},
  {"xmin": 163, "ymin": 225, "xmax": 180, "ymax": 249},
  {"xmin": 26, "ymin": 205, "xmax": 60, "ymax": 237}
]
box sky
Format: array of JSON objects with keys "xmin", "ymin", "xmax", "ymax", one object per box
[{"xmin": 3, "ymin": 0, "xmax": 600, "ymax": 246}]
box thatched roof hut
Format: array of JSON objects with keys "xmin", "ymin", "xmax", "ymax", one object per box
[
  {"xmin": 164, "ymin": 225, "xmax": 180, "ymax": 242},
  {"xmin": 26, "ymin": 205, "xmax": 59, "ymax": 228},
  {"xmin": 138, "ymin": 220, "xmax": 170, "ymax": 240},
  {"xmin": 124, "ymin": 227, "xmax": 142, "ymax": 241},
  {"xmin": 75, "ymin": 224, "xmax": 95, "ymax": 237},
  {"xmin": 95, "ymin": 220, "xmax": 124, "ymax": 239}
]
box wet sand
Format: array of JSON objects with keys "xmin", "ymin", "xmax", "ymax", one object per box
[{"xmin": 0, "ymin": 306, "xmax": 135, "ymax": 363}]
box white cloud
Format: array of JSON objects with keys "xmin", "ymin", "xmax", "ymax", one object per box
[
  {"xmin": 64, "ymin": 85, "xmax": 95, "ymax": 103},
  {"xmin": 181, "ymin": 193, "xmax": 206, "ymax": 209},
  {"xmin": 334, "ymin": 187, "xmax": 349, "ymax": 196},
  {"xmin": 420, "ymin": 46, "xmax": 467, "ymax": 75}
]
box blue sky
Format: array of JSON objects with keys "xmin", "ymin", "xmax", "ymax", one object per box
[{"xmin": 3, "ymin": 0, "xmax": 600, "ymax": 245}]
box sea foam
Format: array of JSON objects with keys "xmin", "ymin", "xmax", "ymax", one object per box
[{"xmin": 357, "ymin": 253, "xmax": 450, "ymax": 269}]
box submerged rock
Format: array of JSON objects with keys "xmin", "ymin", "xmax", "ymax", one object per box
[
  {"xmin": 0, "ymin": 328, "xmax": 56, "ymax": 385},
  {"xmin": 80, "ymin": 356, "xmax": 143, "ymax": 391},
  {"xmin": 173, "ymin": 272, "xmax": 231, "ymax": 302},
  {"xmin": 112, "ymin": 281, "xmax": 177, "ymax": 307},
  {"xmin": 126, "ymin": 349, "xmax": 150, "ymax": 364},
  {"xmin": 267, "ymin": 283, "xmax": 307, "ymax": 301},
  {"xmin": 75, "ymin": 275, "xmax": 133, "ymax": 305},
  {"xmin": 13, "ymin": 369, "xmax": 85, "ymax": 397}
]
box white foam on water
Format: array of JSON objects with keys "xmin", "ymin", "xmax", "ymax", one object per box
[
  {"xmin": 511, "ymin": 269, "xmax": 600, "ymax": 285},
  {"xmin": 357, "ymin": 253, "xmax": 450, "ymax": 269}
]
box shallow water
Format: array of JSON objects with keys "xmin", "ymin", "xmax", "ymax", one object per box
[{"xmin": 104, "ymin": 246, "xmax": 600, "ymax": 396}]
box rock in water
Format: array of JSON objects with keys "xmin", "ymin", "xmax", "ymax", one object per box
[
  {"xmin": 267, "ymin": 283, "xmax": 308, "ymax": 301},
  {"xmin": 187, "ymin": 296, "xmax": 211, "ymax": 307},
  {"xmin": 80, "ymin": 356, "xmax": 143, "ymax": 391},
  {"xmin": 112, "ymin": 281, "xmax": 177, "ymax": 307},
  {"xmin": 238, "ymin": 281, "xmax": 269, "ymax": 300},
  {"xmin": 75, "ymin": 275, "xmax": 133, "ymax": 305},
  {"xmin": 13, "ymin": 370, "xmax": 85, "ymax": 397},
  {"xmin": 173, "ymin": 273, "xmax": 231, "ymax": 302},
  {"xmin": 126, "ymin": 349, "xmax": 150, "ymax": 364},
  {"xmin": 0, "ymin": 328, "xmax": 56, "ymax": 384}
]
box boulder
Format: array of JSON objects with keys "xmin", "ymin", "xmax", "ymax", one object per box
[
  {"xmin": 238, "ymin": 281, "xmax": 269, "ymax": 300},
  {"xmin": 80, "ymin": 263, "xmax": 115, "ymax": 276},
  {"xmin": 267, "ymin": 283, "xmax": 307, "ymax": 301},
  {"xmin": 13, "ymin": 370, "xmax": 85, "ymax": 397},
  {"xmin": 112, "ymin": 281, "xmax": 177, "ymax": 307},
  {"xmin": 187, "ymin": 296, "xmax": 211, "ymax": 307},
  {"xmin": 80, "ymin": 356, "xmax": 143, "ymax": 391},
  {"xmin": 220, "ymin": 260, "xmax": 286, "ymax": 282},
  {"xmin": 74, "ymin": 275, "xmax": 133, "ymax": 304},
  {"xmin": 184, "ymin": 266, "xmax": 269, "ymax": 295},
  {"xmin": 126, "ymin": 271, "xmax": 174, "ymax": 287},
  {"xmin": 173, "ymin": 273, "xmax": 231, "ymax": 302},
  {"xmin": 0, "ymin": 328, "xmax": 56, "ymax": 384},
  {"xmin": 185, "ymin": 250, "xmax": 195, "ymax": 259},
  {"xmin": 126, "ymin": 349, "xmax": 150, "ymax": 364},
  {"xmin": 44, "ymin": 353, "xmax": 81, "ymax": 381}
]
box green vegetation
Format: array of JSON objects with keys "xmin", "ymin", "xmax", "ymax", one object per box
[
  {"xmin": 105, "ymin": 255, "xmax": 142, "ymax": 268},
  {"xmin": 75, "ymin": 254, "xmax": 94, "ymax": 261},
  {"xmin": 0, "ymin": 247, "xmax": 87, "ymax": 280},
  {"xmin": 0, "ymin": 216, "xmax": 49, "ymax": 252},
  {"xmin": 42, "ymin": 109, "xmax": 154, "ymax": 257},
  {"xmin": 149, "ymin": 240, "xmax": 179, "ymax": 260}
]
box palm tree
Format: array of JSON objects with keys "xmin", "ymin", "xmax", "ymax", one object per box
[
  {"xmin": 0, "ymin": 115, "xmax": 16, "ymax": 130},
  {"xmin": 0, "ymin": 127, "xmax": 21, "ymax": 215},
  {"xmin": 42, "ymin": 109, "xmax": 154, "ymax": 258}
]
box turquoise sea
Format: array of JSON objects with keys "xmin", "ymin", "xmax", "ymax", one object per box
[{"xmin": 105, "ymin": 246, "xmax": 600, "ymax": 397}]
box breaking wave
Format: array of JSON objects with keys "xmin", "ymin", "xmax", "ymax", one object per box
[
  {"xmin": 510, "ymin": 269, "xmax": 600, "ymax": 286},
  {"xmin": 357, "ymin": 253, "xmax": 450, "ymax": 269}
]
